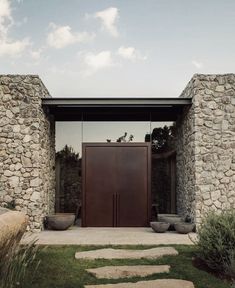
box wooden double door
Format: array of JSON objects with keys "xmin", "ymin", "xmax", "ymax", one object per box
[{"xmin": 82, "ymin": 143, "xmax": 151, "ymax": 227}]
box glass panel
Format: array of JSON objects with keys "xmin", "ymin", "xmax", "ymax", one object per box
[
  {"xmin": 82, "ymin": 121, "xmax": 150, "ymax": 143},
  {"xmin": 150, "ymin": 121, "xmax": 176, "ymax": 218},
  {"xmin": 56, "ymin": 121, "xmax": 82, "ymax": 155},
  {"xmin": 55, "ymin": 122, "xmax": 82, "ymax": 223}
]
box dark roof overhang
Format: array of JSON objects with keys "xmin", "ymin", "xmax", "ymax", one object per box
[{"xmin": 42, "ymin": 97, "xmax": 192, "ymax": 121}]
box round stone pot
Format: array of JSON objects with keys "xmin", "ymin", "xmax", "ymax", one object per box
[
  {"xmin": 46, "ymin": 213, "xmax": 75, "ymax": 230},
  {"xmin": 150, "ymin": 221, "xmax": 170, "ymax": 233},
  {"xmin": 174, "ymin": 222, "xmax": 195, "ymax": 234},
  {"xmin": 158, "ymin": 214, "xmax": 182, "ymax": 231}
]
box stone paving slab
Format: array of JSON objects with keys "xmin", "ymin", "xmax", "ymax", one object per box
[
  {"xmin": 21, "ymin": 227, "xmax": 196, "ymax": 246},
  {"xmin": 75, "ymin": 247, "xmax": 178, "ymax": 260},
  {"xmin": 85, "ymin": 279, "xmax": 195, "ymax": 288},
  {"xmin": 86, "ymin": 265, "xmax": 170, "ymax": 279}
]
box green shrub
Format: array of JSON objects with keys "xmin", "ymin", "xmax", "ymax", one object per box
[
  {"xmin": 196, "ymin": 209, "xmax": 235, "ymax": 279},
  {"xmin": 0, "ymin": 237, "xmax": 39, "ymax": 288}
]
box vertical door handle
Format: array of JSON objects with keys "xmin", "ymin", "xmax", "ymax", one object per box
[
  {"xmin": 113, "ymin": 194, "xmax": 115, "ymax": 227},
  {"xmin": 116, "ymin": 194, "xmax": 118, "ymax": 227},
  {"xmin": 116, "ymin": 194, "xmax": 120, "ymax": 227}
]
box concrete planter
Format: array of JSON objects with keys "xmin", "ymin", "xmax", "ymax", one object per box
[
  {"xmin": 158, "ymin": 214, "xmax": 182, "ymax": 230},
  {"xmin": 174, "ymin": 223, "xmax": 195, "ymax": 234},
  {"xmin": 150, "ymin": 221, "xmax": 170, "ymax": 233},
  {"xmin": 46, "ymin": 213, "xmax": 75, "ymax": 230}
]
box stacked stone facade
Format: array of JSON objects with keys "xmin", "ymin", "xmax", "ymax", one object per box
[
  {"xmin": 0, "ymin": 73, "xmax": 234, "ymax": 229},
  {"xmin": 0, "ymin": 75, "xmax": 55, "ymax": 231},
  {"xmin": 177, "ymin": 74, "xmax": 235, "ymax": 224},
  {"xmin": 176, "ymin": 104, "xmax": 196, "ymax": 221}
]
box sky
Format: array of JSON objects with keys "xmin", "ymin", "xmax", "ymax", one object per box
[{"xmin": 0, "ymin": 0, "xmax": 235, "ymax": 97}]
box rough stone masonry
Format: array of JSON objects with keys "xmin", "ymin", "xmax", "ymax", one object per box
[
  {"xmin": 0, "ymin": 75, "xmax": 55, "ymax": 231},
  {"xmin": 176, "ymin": 74, "xmax": 235, "ymax": 224},
  {"xmin": 0, "ymin": 74, "xmax": 234, "ymax": 230}
]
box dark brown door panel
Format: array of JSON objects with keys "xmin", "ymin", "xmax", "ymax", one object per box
[
  {"xmin": 83, "ymin": 146, "xmax": 116, "ymax": 226},
  {"xmin": 82, "ymin": 143, "xmax": 151, "ymax": 227},
  {"xmin": 117, "ymin": 146, "xmax": 149, "ymax": 226}
]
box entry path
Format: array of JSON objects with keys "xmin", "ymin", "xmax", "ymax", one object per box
[
  {"xmin": 22, "ymin": 227, "xmax": 196, "ymax": 245},
  {"xmin": 75, "ymin": 247, "xmax": 178, "ymax": 260},
  {"xmin": 85, "ymin": 279, "xmax": 195, "ymax": 288},
  {"xmin": 86, "ymin": 265, "xmax": 170, "ymax": 279}
]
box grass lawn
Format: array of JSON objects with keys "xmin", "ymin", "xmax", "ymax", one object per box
[{"xmin": 23, "ymin": 245, "xmax": 231, "ymax": 288}]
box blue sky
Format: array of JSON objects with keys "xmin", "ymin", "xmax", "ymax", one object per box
[{"xmin": 1, "ymin": 0, "xmax": 235, "ymax": 97}]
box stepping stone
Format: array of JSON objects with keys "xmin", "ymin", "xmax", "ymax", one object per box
[
  {"xmin": 75, "ymin": 247, "xmax": 178, "ymax": 260},
  {"xmin": 86, "ymin": 265, "xmax": 170, "ymax": 279},
  {"xmin": 85, "ymin": 279, "xmax": 195, "ymax": 288}
]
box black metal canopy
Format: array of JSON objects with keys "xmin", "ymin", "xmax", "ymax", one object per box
[{"xmin": 42, "ymin": 97, "xmax": 191, "ymax": 121}]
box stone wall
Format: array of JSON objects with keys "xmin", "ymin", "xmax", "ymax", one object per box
[
  {"xmin": 0, "ymin": 75, "xmax": 55, "ymax": 231},
  {"xmin": 177, "ymin": 74, "xmax": 235, "ymax": 224},
  {"xmin": 176, "ymin": 100, "xmax": 196, "ymax": 221}
]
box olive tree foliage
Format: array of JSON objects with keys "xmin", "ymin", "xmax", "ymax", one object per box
[
  {"xmin": 56, "ymin": 145, "xmax": 79, "ymax": 161},
  {"xmin": 145, "ymin": 123, "xmax": 176, "ymax": 153}
]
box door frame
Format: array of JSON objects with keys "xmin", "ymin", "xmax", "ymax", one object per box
[{"xmin": 82, "ymin": 142, "xmax": 151, "ymax": 227}]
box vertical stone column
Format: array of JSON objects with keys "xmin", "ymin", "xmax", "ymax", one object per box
[
  {"xmin": 176, "ymin": 79, "xmax": 196, "ymax": 221},
  {"xmin": 177, "ymin": 74, "xmax": 235, "ymax": 224},
  {"xmin": 0, "ymin": 75, "xmax": 55, "ymax": 231}
]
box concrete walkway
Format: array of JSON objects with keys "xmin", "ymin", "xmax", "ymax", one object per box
[{"xmin": 22, "ymin": 226, "xmax": 196, "ymax": 245}]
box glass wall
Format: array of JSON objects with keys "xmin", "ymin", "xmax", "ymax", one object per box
[
  {"xmin": 150, "ymin": 121, "xmax": 176, "ymax": 218},
  {"xmin": 55, "ymin": 118, "xmax": 176, "ymax": 223},
  {"xmin": 83, "ymin": 121, "xmax": 150, "ymax": 143},
  {"xmin": 56, "ymin": 121, "xmax": 82, "ymax": 155},
  {"xmin": 55, "ymin": 120, "xmax": 152, "ymax": 155},
  {"xmin": 55, "ymin": 122, "xmax": 82, "ymax": 218}
]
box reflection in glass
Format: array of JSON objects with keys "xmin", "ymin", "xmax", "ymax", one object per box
[
  {"xmin": 82, "ymin": 121, "xmax": 151, "ymax": 143},
  {"xmin": 150, "ymin": 122, "xmax": 176, "ymax": 218},
  {"xmin": 56, "ymin": 121, "xmax": 82, "ymax": 155},
  {"xmin": 55, "ymin": 122, "xmax": 82, "ymax": 221},
  {"xmin": 55, "ymin": 119, "xmax": 177, "ymax": 224}
]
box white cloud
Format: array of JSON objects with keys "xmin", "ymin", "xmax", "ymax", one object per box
[
  {"xmin": 0, "ymin": 38, "xmax": 29, "ymax": 57},
  {"xmin": 0, "ymin": 0, "xmax": 10, "ymax": 19},
  {"xmin": 192, "ymin": 60, "xmax": 203, "ymax": 69},
  {"xmin": 47, "ymin": 23, "xmax": 95, "ymax": 49},
  {"xmin": 117, "ymin": 46, "xmax": 147, "ymax": 61},
  {"xmin": 0, "ymin": 0, "xmax": 30, "ymax": 57},
  {"xmin": 95, "ymin": 7, "xmax": 119, "ymax": 37},
  {"xmin": 0, "ymin": 0, "xmax": 12, "ymax": 37},
  {"xmin": 30, "ymin": 50, "xmax": 41, "ymax": 60},
  {"xmin": 30, "ymin": 47, "xmax": 43, "ymax": 61},
  {"xmin": 82, "ymin": 50, "xmax": 114, "ymax": 75}
]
